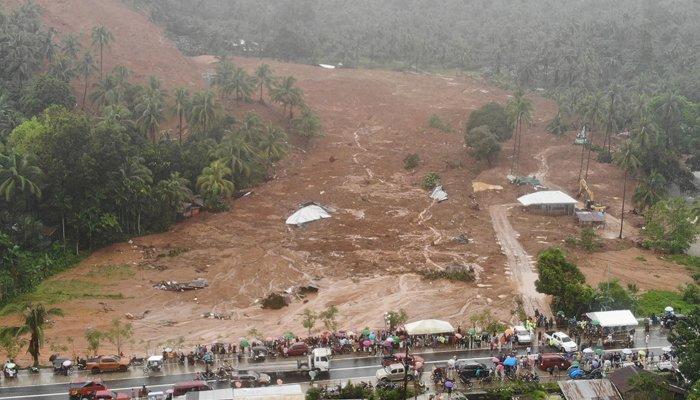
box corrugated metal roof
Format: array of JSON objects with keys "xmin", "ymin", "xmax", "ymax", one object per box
[
  {"xmin": 518, "ymin": 190, "xmax": 578, "ymax": 206},
  {"xmin": 558, "ymin": 379, "xmax": 621, "ymax": 400}
]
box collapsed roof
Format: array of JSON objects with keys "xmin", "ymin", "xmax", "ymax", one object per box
[{"xmin": 285, "ymin": 203, "xmax": 331, "ymax": 226}]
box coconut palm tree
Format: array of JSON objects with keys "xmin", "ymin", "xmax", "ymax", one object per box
[
  {"xmin": 254, "ymin": 64, "xmax": 274, "ymax": 103},
  {"xmin": 506, "ymin": 89, "xmax": 533, "ymax": 174},
  {"xmin": 90, "ymin": 75, "xmax": 122, "ymax": 107},
  {"xmin": 0, "ymin": 152, "xmax": 42, "ymax": 203},
  {"xmin": 258, "ymin": 124, "xmax": 289, "ymax": 164},
  {"xmin": 633, "ymin": 170, "xmax": 666, "ymax": 211},
  {"xmin": 654, "ymin": 91, "xmax": 685, "ymax": 150},
  {"xmin": 196, "ymin": 160, "xmax": 235, "ymax": 201},
  {"xmin": 270, "ymin": 76, "xmax": 304, "ymax": 119},
  {"xmin": 218, "ymin": 130, "xmax": 257, "ymax": 179},
  {"xmin": 61, "ymin": 34, "xmax": 81, "ymax": 59},
  {"xmin": 188, "ymin": 91, "xmax": 219, "ymax": 136},
  {"xmin": 78, "ymin": 52, "xmax": 97, "ymax": 110},
  {"xmin": 613, "ymin": 141, "xmax": 641, "ymax": 239},
  {"xmin": 0, "ymin": 304, "xmax": 63, "ymax": 367},
  {"xmin": 134, "ymin": 91, "xmax": 164, "ymax": 143},
  {"xmin": 292, "ymin": 107, "xmax": 323, "ymax": 145},
  {"xmin": 225, "ymin": 67, "xmax": 254, "ymax": 104},
  {"xmin": 48, "ymin": 55, "xmax": 76, "ymax": 82},
  {"xmin": 238, "ymin": 112, "xmax": 264, "ymax": 143},
  {"xmin": 172, "ymin": 87, "xmax": 190, "ymax": 142},
  {"xmin": 155, "ymin": 172, "xmax": 192, "ymax": 221},
  {"xmin": 91, "ymin": 25, "xmax": 114, "ymax": 79}
]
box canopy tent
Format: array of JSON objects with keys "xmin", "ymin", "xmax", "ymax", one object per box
[
  {"xmin": 285, "ymin": 203, "xmax": 331, "ymax": 226},
  {"xmin": 517, "ymin": 190, "xmax": 577, "ymax": 206},
  {"xmin": 586, "ymin": 310, "xmax": 638, "ymax": 328},
  {"xmin": 430, "ymin": 185, "xmax": 448, "ymax": 202},
  {"xmin": 404, "ymin": 319, "xmax": 455, "ymax": 335}
]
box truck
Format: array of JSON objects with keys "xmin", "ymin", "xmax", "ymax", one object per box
[
  {"xmin": 543, "ymin": 331, "xmax": 578, "ymax": 353},
  {"xmin": 296, "ymin": 347, "xmax": 332, "ymax": 378}
]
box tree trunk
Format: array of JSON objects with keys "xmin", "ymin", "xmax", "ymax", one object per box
[
  {"xmin": 619, "ymin": 170, "xmax": 627, "ymax": 239},
  {"xmin": 259, "ymin": 84, "xmax": 264, "ymax": 103},
  {"xmin": 578, "ymin": 140, "xmax": 586, "ymax": 182},
  {"xmin": 510, "ymin": 120, "xmax": 519, "ymax": 174},
  {"xmin": 82, "ymin": 77, "xmax": 89, "ymax": 110},
  {"xmin": 178, "ymin": 112, "xmax": 183, "ymax": 143},
  {"xmin": 61, "ymin": 216, "xmax": 66, "ymax": 244},
  {"xmin": 99, "ymin": 44, "xmax": 103, "ymax": 80}
]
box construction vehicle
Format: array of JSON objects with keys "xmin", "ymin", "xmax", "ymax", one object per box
[
  {"xmin": 578, "ymin": 179, "xmax": 606, "ymax": 212},
  {"xmin": 574, "ymin": 125, "xmax": 589, "ymax": 145}
]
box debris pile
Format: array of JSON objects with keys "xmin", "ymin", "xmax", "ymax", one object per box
[
  {"xmin": 202, "ymin": 312, "xmax": 231, "ymax": 320},
  {"xmin": 260, "ymin": 283, "xmax": 320, "ymax": 309},
  {"xmin": 153, "ymin": 278, "xmax": 209, "ymax": 292}
]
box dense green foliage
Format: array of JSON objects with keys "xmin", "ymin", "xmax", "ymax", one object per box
[
  {"xmin": 465, "ymin": 103, "xmax": 512, "ymax": 141},
  {"xmin": 0, "ymin": 3, "xmax": 300, "ymax": 307},
  {"xmin": 535, "ymin": 247, "xmax": 640, "ymax": 315},
  {"xmin": 669, "ymin": 308, "xmax": 700, "ymax": 385},
  {"xmin": 642, "ymin": 198, "xmax": 700, "ymax": 254},
  {"xmin": 465, "ymin": 125, "xmax": 501, "ymax": 166}
]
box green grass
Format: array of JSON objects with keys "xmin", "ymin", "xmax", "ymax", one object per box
[
  {"xmin": 427, "ymin": 114, "xmax": 452, "ymax": 133},
  {"xmin": 0, "ymin": 279, "xmax": 125, "ymax": 315},
  {"xmin": 85, "ymin": 264, "xmax": 134, "ymax": 280},
  {"xmin": 665, "ymin": 254, "xmax": 700, "ymax": 271},
  {"xmin": 635, "ymin": 290, "xmax": 692, "ymax": 317}
]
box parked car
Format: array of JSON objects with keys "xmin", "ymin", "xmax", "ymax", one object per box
[
  {"xmin": 285, "ymin": 342, "xmax": 310, "ymax": 357},
  {"xmin": 454, "ymin": 359, "xmax": 489, "ymax": 378},
  {"xmin": 537, "ymin": 353, "xmax": 571, "ymax": 371},
  {"xmin": 376, "ymin": 363, "xmax": 415, "ymax": 382},
  {"xmin": 93, "ymin": 390, "xmax": 130, "ymax": 400},
  {"xmin": 543, "ymin": 331, "xmax": 578, "ymax": 353},
  {"xmin": 513, "ymin": 326, "xmax": 532, "ymax": 344},
  {"xmin": 229, "ymin": 370, "xmax": 271, "ymax": 387},
  {"xmin": 87, "ymin": 356, "xmax": 130, "ymax": 374},
  {"xmin": 172, "ymin": 381, "xmax": 211, "ymax": 397},
  {"xmin": 331, "ymin": 343, "xmax": 354, "ymax": 355},
  {"xmin": 68, "ymin": 380, "xmax": 106, "ymax": 400}
]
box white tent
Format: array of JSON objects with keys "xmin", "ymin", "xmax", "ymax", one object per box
[
  {"xmin": 405, "ymin": 319, "xmax": 455, "ymax": 335},
  {"xmin": 285, "ymin": 204, "xmax": 331, "ymax": 226},
  {"xmin": 430, "ymin": 185, "xmax": 448, "ymax": 202},
  {"xmin": 517, "ymin": 190, "xmax": 577, "ymax": 206},
  {"xmin": 585, "ymin": 310, "xmax": 639, "ymax": 328}
]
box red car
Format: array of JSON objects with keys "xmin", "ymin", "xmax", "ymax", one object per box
[
  {"xmin": 537, "ymin": 353, "xmax": 571, "ymax": 371},
  {"xmin": 69, "ymin": 380, "xmax": 106, "ymax": 400},
  {"xmin": 382, "ymin": 353, "xmax": 425, "ymax": 370},
  {"xmin": 285, "ymin": 342, "xmax": 310, "ymax": 356},
  {"xmin": 94, "ymin": 390, "xmax": 130, "ymax": 400}
]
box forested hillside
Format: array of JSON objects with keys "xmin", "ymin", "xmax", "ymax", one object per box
[
  {"xmin": 145, "ymin": 0, "xmax": 699, "ymax": 190},
  {"xmin": 0, "ymin": 2, "xmax": 316, "ymax": 305}
]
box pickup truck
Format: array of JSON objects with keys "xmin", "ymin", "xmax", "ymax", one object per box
[{"xmin": 543, "ymin": 331, "xmax": 577, "ymax": 353}]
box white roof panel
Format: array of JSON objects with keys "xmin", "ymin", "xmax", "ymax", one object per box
[
  {"xmin": 405, "ymin": 319, "xmax": 455, "ymax": 335},
  {"xmin": 518, "ymin": 190, "xmax": 577, "ymax": 206},
  {"xmin": 586, "ymin": 310, "xmax": 639, "ymax": 328},
  {"xmin": 285, "ymin": 204, "xmax": 331, "ymax": 225}
]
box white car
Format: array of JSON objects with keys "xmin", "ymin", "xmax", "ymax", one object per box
[
  {"xmin": 545, "ymin": 331, "xmax": 578, "ymax": 353},
  {"xmin": 513, "ymin": 326, "xmax": 532, "ymax": 344},
  {"xmin": 376, "ymin": 363, "xmax": 414, "ymax": 382}
]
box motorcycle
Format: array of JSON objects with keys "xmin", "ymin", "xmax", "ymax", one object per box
[{"xmin": 3, "ymin": 362, "xmax": 18, "ymax": 379}]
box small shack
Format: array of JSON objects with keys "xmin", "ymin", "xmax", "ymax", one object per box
[
  {"xmin": 558, "ymin": 379, "xmax": 621, "ymax": 400},
  {"xmin": 576, "ymin": 210, "xmax": 606, "ymax": 226},
  {"xmin": 517, "ymin": 190, "xmax": 577, "ymax": 215}
]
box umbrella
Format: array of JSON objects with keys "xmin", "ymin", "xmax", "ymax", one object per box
[
  {"xmin": 164, "ymin": 347, "xmax": 173, "ymax": 353},
  {"xmin": 662, "ymin": 346, "xmax": 672, "ymax": 353},
  {"xmin": 369, "ymin": 332, "xmax": 377, "ymax": 340},
  {"xmin": 391, "ymin": 335, "xmax": 400, "ymax": 342},
  {"xmin": 622, "ymin": 348, "xmax": 632, "ymax": 355},
  {"xmin": 571, "ymin": 361, "xmax": 580, "ymax": 368},
  {"xmin": 346, "ymin": 331, "xmax": 355, "ymax": 337},
  {"xmin": 362, "ymin": 339, "xmax": 372, "ymax": 347},
  {"xmin": 583, "ymin": 347, "xmax": 594, "ymax": 354},
  {"xmin": 415, "ymin": 361, "xmax": 424, "ymax": 370},
  {"xmin": 239, "ymin": 339, "xmax": 250, "ymax": 348},
  {"xmin": 467, "ymin": 328, "xmax": 477, "ymax": 336},
  {"xmin": 444, "ymin": 380, "xmax": 454, "ymax": 389},
  {"xmin": 595, "ymin": 348, "xmax": 604, "ymax": 356},
  {"xmin": 504, "ymin": 328, "xmax": 514, "ymax": 336},
  {"xmin": 664, "ymin": 306, "xmax": 674, "ymax": 313},
  {"xmin": 638, "ymin": 350, "xmax": 646, "ymax": 357},
  {"xmin": 62, "ymin": 360, "xmax": 72, "ymax": 367},
  {"xmin": 491, "ymin": 357, "xmax": 500, "ymax": 363},
  {"xmin": 283, "ymin": 331, "xmax": 296, "ymax": 340},
  {"xmin": 362, "ymin": 327, "xmax": 371, "ymax": 337},
  {"xmin": 503, "ymin": 356, "xmax": 517, "ymax": 367},
  {"xmin": 265, "ymin": 337, "xmax": 273, "ymax": 342},
  {"xmin": 454, "ymin": 333, "xmax": 463, "ymax": 339},
  {"xmin": 386, "ymin": 337, "xmax": 394, "ymax": 343}
]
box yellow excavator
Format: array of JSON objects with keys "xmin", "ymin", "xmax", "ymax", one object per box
[{"xmin": 578, "ymin": 179, "xmax": 607, "ymax": 212}]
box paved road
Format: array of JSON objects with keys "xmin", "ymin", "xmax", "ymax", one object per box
[{"xmin": 0, "ymin": 329, "xmax": 671, "ymax": 400}]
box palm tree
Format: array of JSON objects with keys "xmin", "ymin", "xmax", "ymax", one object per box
[
  {"xmin": 218, "ymin": 130, "xmax": 258, "ymax": 179},
  {"xmin": 270, "ymin": 76, "xmax": 304, "ymax": 119},
  {"xmin": 506, "ymin": 89, "xmax": 533, "ymax": 174},
  {"xmin": 292, "ymin": 107, "xmax": 323, "ymax": 145},
  {"xmin": 78, "ymin": 52, "xmax": 97, "ymax": 110},
  {"xmin": 254, "ymin": 64, "xmax": 274, "ymax": 103},
  {"xmin": 258, "ymin": 125, "xmax": 289, "ymax": 164},
  {"xmin": 134, "ymin": 91, "xmax": 164, "ymax": 143},
  {"xmin": 91, "ymin": 25, "xmax": 114, "ymax": 80},
  {"xmin": 173, "ymin": 87, "xmax": 190, "ymax": 142},
  {"xmin": 613, "ymin": 141, "xmax": 641, "ymax": 239},
  {"xmin": 225, "ymin": 67, "xmax": 254, "ymax": 104},
  {"xmin": 0, "ymin": 304, "xmax": 63, "ymax": 367},
  {"xmin": 48, "ymin": 55, "xmax": 76, "ymax": 82},
  {"xmin": 633, "ymin": 170, "xmax": 666, "ymax": 211},
  {"xmin": 61, "ymin": 34, "xmax": 81, "ymax": 59},
  {"xmin": 239, "ymin": 112, "xmax": 264, "ymax": 143},
  {"xmin": 0, "ymin": 152, "xmax": 42, "ymax": 203},
  {"xmin": 188, "ymin": 91, "xmax": 219, "ymax": 136},
  {"xmin": 156, "ymin": 172, "xmax": 192, "ymax": 221},
  {"xmin": 654, "ymin": 91, "xmax": 685, "ymax": 150},
  {"xmin": 116, "ymin": 156, "xmax": 153, "ymax": 233},
  {"xmin": 89, "ymin": 75, "xmax": 121, "ymax": 107},
  {"xmin": 212, "ymin": 59, "xmax": 235, "ymax": 96},
  {"xmin": 196, "ymin": 160, "xmax": 235, "ymax": 201}
]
